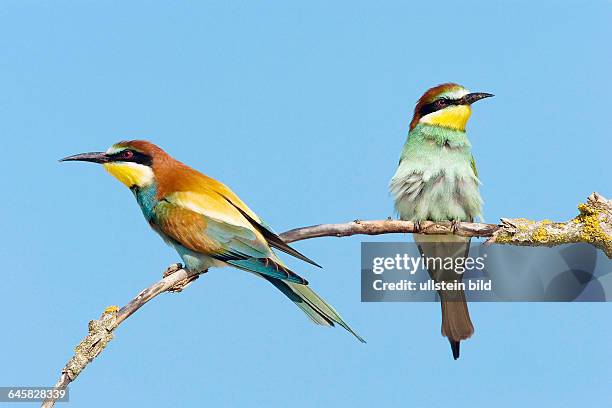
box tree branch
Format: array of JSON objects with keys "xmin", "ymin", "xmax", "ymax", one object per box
[{"xmin": 42, "ymin": 192, "xmax": 612, "ymax": 407}]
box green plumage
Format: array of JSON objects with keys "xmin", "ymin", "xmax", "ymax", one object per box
[
  {"xmin": 390, "ymin": 123, "xmax": 482, "ymax": 222},
  {"xmin": 390, "ymin": 122, "xmax": 482, "ymax": 359}
]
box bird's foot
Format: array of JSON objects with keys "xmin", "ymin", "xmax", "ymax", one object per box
[
  {"xmin": 167, "ymin": 274, "xmax": 200, "ymax": 293},
  {"xmin": 162, "ymin": 263, "xmax": 184, "ymax": 278},
  {"xmin": 163, "ymin": 264, "xmax": 208, "ymax": 293},
  {"xmin": 450, "ymin": 220, "xmax": 460, "ymax": 234},
  {"xmin": 414, "ymin": 220, "xmax": 422, "ymax": 233}
]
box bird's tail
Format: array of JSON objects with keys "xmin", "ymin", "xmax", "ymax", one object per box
[
  {"xmin": 440, "ymin": 289, "xmax": 474, "ymax": 360},
  {"xmin": 261, "ymin": 275, "xmax": 365, "ymax": 343},
  {"xmin": 415, "ymin": 233, "xmax": 474, "ymax": 360}
]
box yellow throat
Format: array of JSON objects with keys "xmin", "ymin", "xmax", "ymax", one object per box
[
  {"xmin": 103, "ymin": 162, "xmax": 154, "ymax": 187},
  {"xmin": 420, "ymin": 105, "xmax": 472, "ymax": 131}
]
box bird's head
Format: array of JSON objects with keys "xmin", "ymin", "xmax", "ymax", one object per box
[
  {"xmin": 61, "ymin": 140, "xmax": 169, "ymax": 189},
  {"xmin": 409, "ymin": 83, "xmax": 493, "ymax": 132}
]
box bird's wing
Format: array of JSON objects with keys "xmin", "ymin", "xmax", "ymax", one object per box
[
  {"xmin": 152, "ymin": 192, "xmax": 308, "ymax": 284},
  {"xmin": 470, "ymin": 155, "xmax": 478, "ymax": 178},
  {"xmin": 389, "ymin": 170, "xmax": 425, "ymax": 202},
  {"xmin": 178, "ymin": 176, "xmax": 321, "ymax": 267},
  {"xmin": 221, "ymin": 196, "xmax": 321, "ymax": 267}
]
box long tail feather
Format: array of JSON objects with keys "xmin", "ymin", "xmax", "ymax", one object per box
[
  {"xmin": 449, "ymin": 340, "xmax": 460, "ymax": 360},
  {"xmin": 262, "ymin": 275, "xmax": 365, "ymax": 343},
  {"xmin": 227, "ymin": 257, "xmax": 308, "ymax": 284},
  {"xmin": 441, "ymin": 291, "xmax": 473, "ymax": 359},
  {"xmin": 415, "ymin": 233, "xmax": 474, "ymax": 359}
]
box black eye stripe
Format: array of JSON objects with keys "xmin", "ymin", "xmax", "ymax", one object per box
[
  {"xmin": 419, "ymin": 97, "xmax": 465, "ymax": 117},
  {"xmin": 109, "ymin": 149, "xmax": 153, "ymax": 166}
]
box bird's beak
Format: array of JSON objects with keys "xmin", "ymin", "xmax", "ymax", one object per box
[
  {"xmin": 60, "ymin": 152, "xmax": 110, "ymax": 164},
  {"xmin": 463, "ymin": 92, "xmax": 494, "ymax": 104}
]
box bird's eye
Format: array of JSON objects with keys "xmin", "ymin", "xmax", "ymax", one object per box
[
  {"xmin": 436, "ymin": 99, "xmax": 447, "ymax": 107},
  {"xmin": 121, "ymin": 150, "xmax": 134, "ymax": 160}
]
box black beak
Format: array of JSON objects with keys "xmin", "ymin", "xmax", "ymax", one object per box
[
  {"xmin": 463, "ymin": 92, "xmax": 494, "ymax": 104},
  {"xmin": 60, "ymin": 152, "xmax": 110, "ymax": 164}
]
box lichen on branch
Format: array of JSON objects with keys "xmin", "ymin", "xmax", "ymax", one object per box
[{"xmin": 490, "ymin": 192, "xmax": 612, "ymax": 257}]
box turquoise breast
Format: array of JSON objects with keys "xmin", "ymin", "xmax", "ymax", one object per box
[{"xmin": 132, "ymin": 183, "xmax": 159, "ymax": 221}]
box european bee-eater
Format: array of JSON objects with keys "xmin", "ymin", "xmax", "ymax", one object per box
[
  {"xmin": 389, "ymin": 83, "xmax": 492, "ymax": 359},
  {"xmin": 61, "ymin": 140, "xmax": 363, "ymax": 342}
]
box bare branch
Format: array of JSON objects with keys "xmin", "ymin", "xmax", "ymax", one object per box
[
  {"xmin": 280, "ymin": 219, "xmax": 499, "ymax": 241},
  {"xmin": 42, "ymin": 192, "xmax": 612, "ymax": 407}
]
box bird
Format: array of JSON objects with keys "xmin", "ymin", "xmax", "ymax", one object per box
[
  {"xmin": 61, "ymin": 140, "xmax": 364, "ymax": 343},
  {"xmin": 389, "ymin": 83, "xmax": 492, "ymax": 359}
]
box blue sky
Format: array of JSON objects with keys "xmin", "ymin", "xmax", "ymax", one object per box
[{"xmin": 1, "ymin": 1, "xmax": 611, "ymax": 406}]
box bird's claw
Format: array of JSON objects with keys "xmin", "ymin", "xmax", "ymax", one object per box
[
  {"xmin": 450, "ymin": 220, "xmax": 459, "ymax": 234},
  {"xmin": 163, "ymin": 263, "xmax": 183, "ymax": 278},
  {"xmin": 414, "ymin": 221, "xmax": 422, "ymax": 233},
  {"xmin": 163, "ymin": 264, "xmax": 208, "ymax": 293},
  {"xmin": 167, "ymin": 274, "xmax": 200, "ymax": 293}
]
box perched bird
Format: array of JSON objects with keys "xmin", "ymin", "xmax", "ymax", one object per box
[
  {"xmin": 61, "ymin": 140, "xmax": 363, "ymax": 342},
  {"xmin": 389, "ymin": 83, "xmax": 492, "ymax": 359}
]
